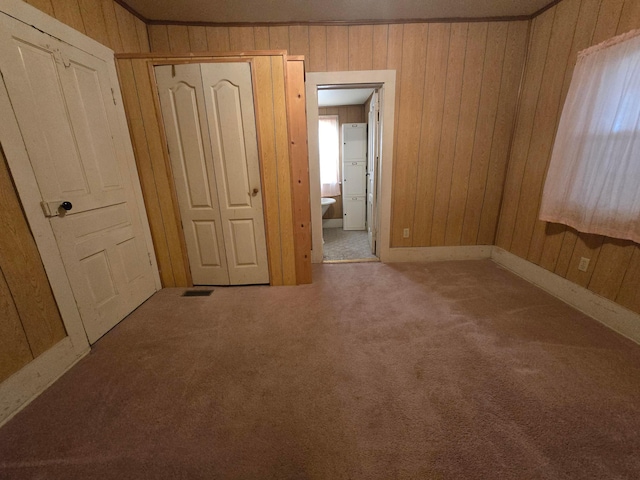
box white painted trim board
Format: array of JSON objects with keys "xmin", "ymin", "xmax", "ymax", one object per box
[{"xmin": 491, "ymin": 247, "xmax": 640, "ymax": 345}]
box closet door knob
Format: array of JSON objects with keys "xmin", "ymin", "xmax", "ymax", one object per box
[
  {"xmin": 251, "ymin": 188, "xmax": 259, "ymax": 197},
  {"xmin": 60, "ymin": 201, "xmax": 73, "ymax": 211}
]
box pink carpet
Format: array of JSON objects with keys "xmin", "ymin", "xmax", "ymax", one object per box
[{"xmin": 1, "ymin": 260, "xmax": 640, "ymax": 479}]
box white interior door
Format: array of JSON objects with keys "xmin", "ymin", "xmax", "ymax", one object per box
[
  {"xmin": 155, "ymin": 64, "xmax": 230, "ymax": 285},
  {"xmin": 156, "ymin": 62, "xmax": 269, "ymax": 285},
  {"xmin": 0, "ymin": 14, "xmax": 158, "ymax": 344},
  {"xmin": 367, "ymin": 91, "xmax": 379, "ymax": 254}
]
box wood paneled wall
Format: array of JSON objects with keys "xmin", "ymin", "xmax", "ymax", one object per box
[
  {"xmin": 497, "ymin": 0, "xmax": 640, "ymax": 315},
  {"xmin": 148, "ymin": 22, "xmax": 530, "ymax": 248},
  {"xmin": 318, "ymin": 104, "xmax": 366, "ymax": 219},
  {"xmin": 23, "ymin": 0, "xmax": 149, "ymax": 53},
  {"xmin": 0, "ymin": 148, "xmax": 66, "ymax": 383},
  {"xmin": 115, "ymin": 54, "xmax": 301, "ymax": 287}
]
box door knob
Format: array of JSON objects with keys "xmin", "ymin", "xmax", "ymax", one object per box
[
  {"xmin": 60, "ymin": 201, "xmax": 73, "ymax": 211},
  {"xmin": 251, "ymin": 188, "xmax": 259, "ymax": 197}
]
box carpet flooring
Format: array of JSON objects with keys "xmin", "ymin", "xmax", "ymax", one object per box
[
  {"xmin": 322, "ymin": 228, "xmax": 377, "ymax": 261},
  {"xmin": 1, "ymin": 260, "xmax": 640, "ymax": 479}
]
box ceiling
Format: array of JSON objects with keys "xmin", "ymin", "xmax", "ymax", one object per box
[
  {"xmin": 318, "ymin": 88, "xmax": 375, "ymax": 107},
  {"xmin": 123, "ymin": 0, "xmax": 556, "ymax": 24}
]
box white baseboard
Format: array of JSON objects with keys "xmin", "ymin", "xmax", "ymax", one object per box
[
  {"xmin": 0, "ymin": 338, "xmax": 89, "ymax": 427},
  {"xmin": 491, "ymin": 247, "xmax": 640, "ymax": 345},
  {"xmin": 322, "ymin": 218, "xmax": 343, "ymax": 228},
  {"xmin": 386, "ymin": 245, "xmax": 493, "ymax": 263}
]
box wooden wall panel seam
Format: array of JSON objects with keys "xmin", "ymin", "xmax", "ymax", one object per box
[{"xmin": 472, "ymin": 24, "xmax": 509, "ymax": 245}]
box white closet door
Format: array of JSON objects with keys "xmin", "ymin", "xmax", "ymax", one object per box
[
  {"xmin": 201, "ymin": 62, "xmax": 269, "ymax": 285},
  {"xmin": 155, "ymin": 64, "xmax": 230, "ymax": 285},
  {"xmin": 0, "ymin": 14, "xmax": 158, "ymax": 343}
]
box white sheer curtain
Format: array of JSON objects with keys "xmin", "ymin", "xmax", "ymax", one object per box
[
  {"xmin": 318, "ymin": 115, "xmax": 341, "ymax": 197},
  {"xmin": 540, "ymin": 29, "xmax": 640, "ymax": 244}
]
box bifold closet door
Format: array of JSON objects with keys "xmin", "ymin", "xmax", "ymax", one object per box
[{"xmin": 156, "ymin": 62, "xmax": 269, "ymax": 285}]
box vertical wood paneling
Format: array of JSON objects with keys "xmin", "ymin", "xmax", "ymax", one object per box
[
  {"xmin": 167, "ymin": 25, "xmax": 190, "ymax": 52},
  {"xmin": 289, "ymin": 26, "xmax": 310, "ymax": 59},
  {"xmin": 101, "ymin": 0, "xmax": 124, "ymax": 52},
  {"xmin": 229, "ymin": 27, "xmax": 255, "ymax": 50},
  {"xmin": 430, "ymin": 23, "xmax": 468, "ymax": 246},
  {"xmin": 130, "ymin": 59, "xmax": 191, "ymax": 286},
  {"xmin": 78, "ymin": 0, "xmax": 110, "ymax": 47},
  {"xmin": 50, "ymin": 0, "xmax": 85, "ymax": 34},
  {"xmin": 135, "ymin": 17, "xmax": 150, "ymax": 53},
  {"xmin": 444, "ymin": 22, "xmax": 488, "ymax": 246},
  {"xmin": 617, "ymin": 247, "xmax": 640, "ymax": 312},
  {"xmin": 0, "ymin": 149, "xmax": 66, "ymax": 359},
  {"xmin": 254, "ymin": 26, "xmax": 270, "ymax": 49},
  {"xmin": 511, "ymin": 0, "xmax": 580, "ymax": 261},
  {"xmin": 205, "ymin": 27, "xmax": 230, "ymax": 51},
  {"xmin": 412, "ymin": 23, "xmax": 450, "ymax": 246},
  {"xmin": 588, "ymin": 240, "xmax": 635, "ymax": 300},
  {"xmin": 117, "ymin": 59, "xmax": 176, "ymax": 287},
  {"xmin": 308, "ymin": 26, "xmax": 327, "ymax": 72},
  {"xmin": 538, "ymin": 0, "xmax": 600, "ymax": 270},
  {"xmin": 460, "ymin": 23, "xmax": 507, "ymax": 245},
  {"xmin": 0, "ymin": 269, "xmax": 33, "ymax": 383},
  {"xmin": 148, "ymin": 25, "xmax": 170, "ymax": 52},
  {"xmin": 113, "ymin": 3, "xmax": 139, "ymax": 51},
  {"xmin": 390, "ymin": 24, "xmax": 428, "ymax": 247},
  {"xmin": 24, "ymin": 0, "xmax": 54, "ymax": 16},
  {"xmin": 187, "ymin": 26, "xmax": 208, "ymax": 51},
  {"xmin": 372, "ymin": 25, "xmax": 389, "ymax": 70},
  {"xmin": 476, "ymin": 21, "xmax": 529, "ymax": 245},
  {"xmin": 616, "ymin": 0, "xmax": 640, "ymax": 33},
  {"xmin": 269, "ymin": 26, "xmax": 290, "ymax": 50},
  {"xmin": 348, "ymin": 25, "xmax": 373, "ymax": 70},
  {"xmin": 326, "ymin": 26, "xmax": 349, "ymax": 71},
  {"xmin": 591, "ymin": 0, "xmax": 625, "ymax": 43},
  {"xmin": 496, "ymin": 10, "xmax": 555, "ymax": 249},
  {"xmin": 496, "ymin": 0, "xmax": 640, "ymax": 316}
]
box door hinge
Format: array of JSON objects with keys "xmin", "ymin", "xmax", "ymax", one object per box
[
  {"xmin": 111, "ymin": 88, "xmax": 117, "ymax": 106},
  {"xmin": 148, "ymin": 252, "xmax": 153, "ymax": 266}
]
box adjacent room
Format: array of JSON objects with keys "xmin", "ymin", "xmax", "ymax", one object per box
[{"xmin": 1, "ymin": 0, "xmax": 640, "ymax": 478}]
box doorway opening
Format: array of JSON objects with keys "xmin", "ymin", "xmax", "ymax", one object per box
[{"xmin": 306, "ymin": 71, "xmax": 396, "ymax": 265}]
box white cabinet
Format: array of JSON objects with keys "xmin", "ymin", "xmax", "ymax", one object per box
[
  {"xmin": 343, "ymin": 197, "xmax": 366, "ymax": 230},
  {"xmin": 342, "ymin": 123, "xmax": 367, "ymax": 230}
]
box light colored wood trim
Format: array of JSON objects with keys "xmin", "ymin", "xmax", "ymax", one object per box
[
  {"xmin": 0, "ymin": 337, "xmax": 88, "ymax": 427},
  {"xmin": 387, "ymin": 245, "xmax": 492, "ymax": 263},
  {"xmin": 285, "ymin": 59, "xmax": 312, "ymax": 284},
  {"xmin": 270, "ymin": 56, "xmax": 297, "ymax": 285},
  {"xmin": 492, "ymin": 247, "xmax": 640, "ymax": 346},
  {"xmin": 253, "ymin": 56, "xmax": 284, "ymax": 284}
]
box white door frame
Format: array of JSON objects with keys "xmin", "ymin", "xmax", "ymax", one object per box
[
  {"xmin": 306, "ymin": 70, "xmax": 396, "ymax": 263},
  {"xmin": 0, "ymin": 0, "xmax": 159, "ymax": 425}
]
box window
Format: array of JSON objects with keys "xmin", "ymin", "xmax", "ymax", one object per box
[
  {"xmin": 318, "ymin": 115, "xmax": 341, "ymax": 197},
  {"xmin": 540, "ymin": 30, "xmax": 640, "ymax": 244}
]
